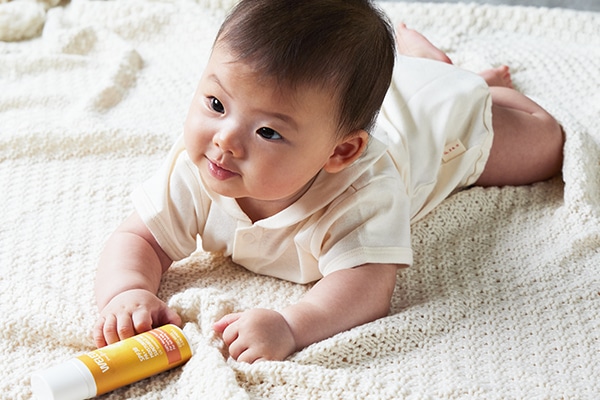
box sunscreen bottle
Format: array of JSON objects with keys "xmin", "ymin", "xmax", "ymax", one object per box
[{"xmin": 31, "ymin": 324, "xmax": 192, "ymax": 400}]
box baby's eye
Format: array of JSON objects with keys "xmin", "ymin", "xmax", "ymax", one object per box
[
  {"xmin": 209, "ymin": 97, "xmax": 225, "ymax": 114},
  {"xmin": 257, "ymin": 127, "xmax": 283, "ymax": 141}
]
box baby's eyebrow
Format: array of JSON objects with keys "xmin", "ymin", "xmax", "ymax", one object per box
[
  {"xmin": 262, "ymin": 111, "xmax": 298, "ymax": 131},
  {"xmin": 207, "ymin": 74, "xmax": 233, "ymax": 100}
]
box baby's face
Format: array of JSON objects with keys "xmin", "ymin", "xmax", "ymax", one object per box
[{"xmin": 183, "ymin": 45, "xmax": 346, "ymax": 219}]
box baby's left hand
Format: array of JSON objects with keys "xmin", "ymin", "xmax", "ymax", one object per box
[{"xmin": 213, "ymin": 308, "xmax": 297, "ymax": 363}]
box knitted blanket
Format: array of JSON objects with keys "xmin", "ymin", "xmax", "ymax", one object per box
[{"xmin": 1, "ymin": 1, "xmax": 599, "ymax": 398}]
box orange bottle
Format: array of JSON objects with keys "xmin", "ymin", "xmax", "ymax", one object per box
[{"xmin": 31, "ymin": 324, "xmax": 192, "ymax": 400}]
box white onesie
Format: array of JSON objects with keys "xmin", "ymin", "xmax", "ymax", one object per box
[{"xmin": 133, "ymin": 55, "xmax": 493, "ymax": 283}]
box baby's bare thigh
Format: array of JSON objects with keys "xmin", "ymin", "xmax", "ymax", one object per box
[{"xmin": 475, "ymin": 100, "xmax": 563, "ymax": 187}]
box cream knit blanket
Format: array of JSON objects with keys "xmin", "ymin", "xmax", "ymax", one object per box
[{"xmin": 1, "ymin": 1, "xmax": 599, "ymax": 398}]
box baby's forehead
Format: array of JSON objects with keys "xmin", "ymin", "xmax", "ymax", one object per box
[{"xmin": 214, "ymin": 39, "xmax": 340, "ymax": 99}]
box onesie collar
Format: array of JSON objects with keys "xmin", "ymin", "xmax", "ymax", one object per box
[{"xmin": 201, "ymin": 136, "xmax": 388, "ymax": 229}]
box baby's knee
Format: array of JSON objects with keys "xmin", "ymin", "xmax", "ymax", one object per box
[
  {"xmin": 542, "ymin": 111, "xmax": 562, "ymax": 138},
  {"xmin": 541, "ymin": 113, "xmax": 564, "ymax": 154},
  {"xmin": 536, "ymin": 113, "xmax": 564, "ymax": 176}
]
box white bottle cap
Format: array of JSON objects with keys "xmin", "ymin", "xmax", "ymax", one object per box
[{"xmin": 31, "ymin": 358, "xmax": 96, "ymax": 400}]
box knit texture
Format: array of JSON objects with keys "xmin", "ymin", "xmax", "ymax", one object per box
[{"xmin": 1, "ymin": 1, "xmax": 599, "ymax": 398}]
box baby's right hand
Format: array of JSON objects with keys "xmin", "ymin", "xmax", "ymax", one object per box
[{"xmin": 93, "ymin": 289, "xmax": 182, "ymax": 348}]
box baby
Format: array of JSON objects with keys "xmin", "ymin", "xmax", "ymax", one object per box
[{"xmin": 94, "ymin": 0, "xmax": 564, "ymax": 363}]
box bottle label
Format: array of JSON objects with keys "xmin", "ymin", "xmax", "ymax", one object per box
[{"xmin": 77, "ymin": 324, "xmax": 192, "ymax": 395}]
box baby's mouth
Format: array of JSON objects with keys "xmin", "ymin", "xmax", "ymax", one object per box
[{"xmin": 206, "ymin": 157, "xmax": 238, "ymax": 180}]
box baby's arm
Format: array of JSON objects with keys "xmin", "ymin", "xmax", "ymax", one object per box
[
  {"xmin": 93, "ymin": 212, "xmax": 181, "ymax": 347},
  {"xmin": 214, "ymin": 263, "xmax": 399, "ymax": 363}
]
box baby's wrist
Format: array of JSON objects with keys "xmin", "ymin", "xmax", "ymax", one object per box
[
  {"xmin": 279, "ymin": 306, "xmax": 312, "ymax": 351},
  {"xmin": 98, "ymin": 287, "xmax": 157, "ymax": 311}
]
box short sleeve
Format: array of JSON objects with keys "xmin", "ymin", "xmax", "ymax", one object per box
[
  {"xmin": 132, "ymin": 138, "xmax": 209, "ymax": 261},
  {"xmin": 314, "ymin": 154, "xmax": 414, "ymax": 276}
]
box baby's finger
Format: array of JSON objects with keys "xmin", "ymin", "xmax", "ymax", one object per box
[
  {"xmin": 132, "ymin": 308, "xmax": 153, "ymax": 334},
  {"xmin": 102, "ymin": 314, "xmax": 120, "ymax": 345},
  {"xmin": 162, "ymin": 306, "xmax": 182, "ymax": 327},
  {"xmin": 226, "ymin": 335, "xmax": 247, "ymax": 361},
  {"xmin": 221, "ymin": 321, "xmax": 240, "ymax": 347},
  {"xmin": 236, "ymin": 348, "xmax": 263, "ymax": 364},
  {"xmin": 92, "ymin": 318, "xmax": 108, "ymax": 348},
  {"xmin": 213, "ymin": 312, "xmax": 242, "ymax": 333},
  {"xmin": 116, "ymin": 313, "xmax": 135, "ymax": 342}
]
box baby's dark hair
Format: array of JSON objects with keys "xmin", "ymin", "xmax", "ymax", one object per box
[{"xmin": 215, "ymin": 0, "xmax": 395, "ymax": 137}]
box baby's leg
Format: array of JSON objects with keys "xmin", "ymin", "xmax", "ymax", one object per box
[
  {"xmin": 396, "ymin": 24, "xmax": 564, "ymax": 186},
  {"xmin": 479, "ymin": 65, "xmax": 513, "ymax": 89},
  {"xmin": 474, "ymin": 88, "xmax": 564, "ymax": 186},
  {"xmin": 395, "ymin": 23, "xmax": 453, "ymax": 64},
  {"xmin": 396, "ymin": 24, "xmax": 513, "ymax": 89}
]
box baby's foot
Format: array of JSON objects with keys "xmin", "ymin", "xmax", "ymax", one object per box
[
  {"xmin": 479, "ymin": 65, "xmax": 513, "ymax": 88},
  {"xmin": 395, "ymin": 23, "xmax": 453, "ymax": 64}
]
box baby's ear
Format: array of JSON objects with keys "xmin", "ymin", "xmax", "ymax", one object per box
[{"xmin": 324, "ymin": 130, "xmax": 369, "ymax": 174}]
